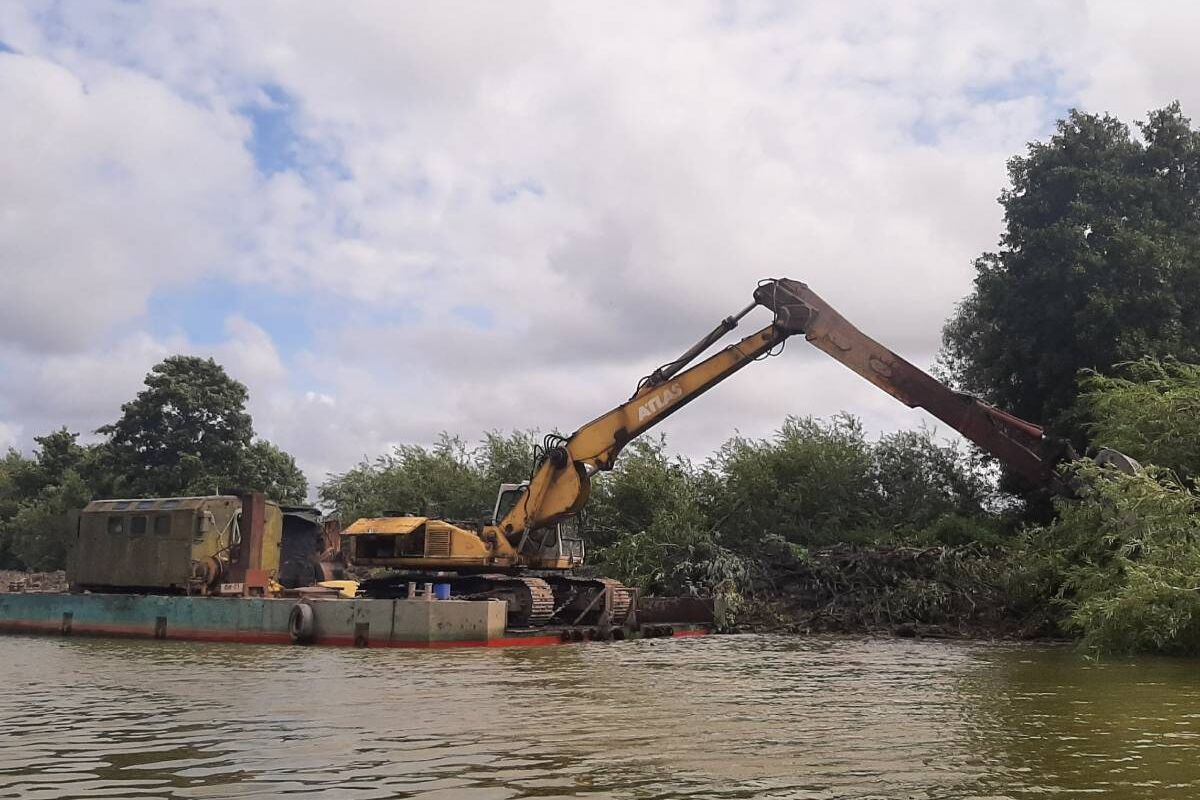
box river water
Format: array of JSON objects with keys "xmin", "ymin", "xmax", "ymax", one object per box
[{"xmin": 2, "ymin": 633, "xmax": 1199, "ymax": 799}]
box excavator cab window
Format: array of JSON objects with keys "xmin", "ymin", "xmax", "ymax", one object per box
[
  {"xmin": 492, "ymin": 485, "xmax": 526, "ymax": 525},
  {"xmin": 556, "ymin": 516, "xmax": 586, "ymax": 567}
]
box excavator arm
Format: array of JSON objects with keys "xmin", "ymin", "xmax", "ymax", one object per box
[
  {"xmin": 495, "ymin": 281, "xmax": 817, "ymax": 537},
  {"xmin": 759, "ymin": 279, "xmax": 1076, "ymax": 492},
  {"xmin": 496, "ymin": 277, "xmax": 1079, "ymax": 541}
]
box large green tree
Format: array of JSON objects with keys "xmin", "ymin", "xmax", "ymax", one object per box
[
  {"xmin": 97, "ymin": 356, "xmax": 306, "ymax": 502},
  {"xmin": 0, "ymin": 357, "xmax": 309, "ymax": 570},
  {"xmin": 942, "ymin": 103, "xmax": 1200, "ymax": 439}
]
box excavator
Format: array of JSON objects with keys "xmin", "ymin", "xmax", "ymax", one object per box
[{"xmin": 345, "ymin": 278, "xmax": 1135, "ymax": 627}]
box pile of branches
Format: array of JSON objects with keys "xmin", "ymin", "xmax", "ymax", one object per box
[
  {"xmin": 0, "ymin": 570, "xmax": 67, "ymax": 593},
  {"xmin": 743, "ymin": 544, "xmax": 1053, "ymax": 639}
]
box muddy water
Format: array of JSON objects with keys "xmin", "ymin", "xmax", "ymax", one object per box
[{"xmin": 2, "ymin": 634, "xmax": 1200, "ymax": 799}]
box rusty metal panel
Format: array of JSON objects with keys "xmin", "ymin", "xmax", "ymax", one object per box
[
  {"xmin": 636, "ymin": 596, "xmax": 716, "ymax": 624},
  {"xmin": 755, "ymin": 279, "xmax": 1068, "ymax": 491},
  {"xmin": 343, "ymin": 517, "xmax": 427, "ymax": 535}
]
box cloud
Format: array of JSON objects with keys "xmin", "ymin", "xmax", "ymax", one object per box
[
  {"xmin": 0, "ymin": 333, "xmax": 179, "ymax": 443},
  {"xmin": 0, "ymin": 45, "xmax": 256, "ymax": 353},
  {"xmin": 2, "ymin": 1, "xmax": 1198, "ymax": 497}
]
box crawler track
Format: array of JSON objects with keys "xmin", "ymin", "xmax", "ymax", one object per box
[
  {"xmin": 358, "ymin": 573, "xmax": 554, "ymax": 627},
  {"xmin": 543, "ymin": 575, "xmax": 635, "ymax": 626}
]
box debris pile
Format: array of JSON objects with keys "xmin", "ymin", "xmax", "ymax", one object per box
[
  {"xmin": 742, "ymin": 544, "xmax": 1054, "ymax": 640},
  {"xmin": 0, "ymin": 571, "xmax": 68, "ymax": 594}
]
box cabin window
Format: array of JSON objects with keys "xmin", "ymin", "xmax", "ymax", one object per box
[
  {"xmin": 154, "ymin": 516, "xmax": 171, "ymax": 536},
  {"xmin": 106, "ymin": 516, "xmax": 125, "ymax": 535},
  {"xmin": 130, "ymin": 515, "xmax": 148, "ymax": 535}
]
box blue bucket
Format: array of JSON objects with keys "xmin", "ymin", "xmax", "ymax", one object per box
[{"xmin": 433, "ymin": 583, "xmax": 451, "ymax": 601}]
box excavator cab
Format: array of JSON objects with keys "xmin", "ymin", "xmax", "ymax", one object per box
[{"xmin": 492, "ymin": 482, "xmax": 585, "ymax": 569}]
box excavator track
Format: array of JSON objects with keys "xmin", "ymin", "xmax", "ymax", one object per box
[
  {"xmin": 594, "ymin": 577, "xmax": 634, "ymax": 625},
  {"xmin": 543, "ymin": 575, "xmax": 635, "ymax": 626},
  {"xmin": 484, "ymin": 576, "xmax": 554, "ymax": 628},
  {"xmin": 358, "ymin": 573, "xmax": 554, "ymax": 627}
]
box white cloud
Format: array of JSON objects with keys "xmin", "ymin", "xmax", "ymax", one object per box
[
  {"xmin": 0, "ymin": 46, "xmax": 256, "ymax": 352},
  {"xmin": 0, "ymin": 333, "xmax": 179, "ymax": 444},
  {"xmin": 2, "ymin": 1, "xmax": 1199, "ymax": 496}
]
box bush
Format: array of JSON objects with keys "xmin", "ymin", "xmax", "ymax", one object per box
[
  {"xmin": 1078, "ymin": 357, "xmax": 1200, "ymax": 480},
  {"xmin": 704, "ymin": 414, "xmax": 882, "ymax": 547},
  {"xmin": 1030, "ymin": 463, "xmax": 1200, "ymax": 655}
]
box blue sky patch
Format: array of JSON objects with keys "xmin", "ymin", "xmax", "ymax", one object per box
[
  {"xmin": 908, "ymin": 115, "xmax": 940, "ymax": 146},
  {"xmin": 491, "ymin": 179, "xmax": 545, "ymax": 204},
  {"xmin": 966, "ymin": 57, "xmax": 1067, "ymax": 107},
  {"xmin": 0, "ymin": 39, "xmax": 14, "ymax": 54},
  {"xmin": 146, "ymin": 278, "xmax": 313, "ymax": 358},
  {"xmin": 240, "ymin": 83, "xmax": 352, "ymax": 182},
  {"xmin": 451, "ymin": 304, "xmax": 497, "ymax": 330},
  {"xmin": 242, "ymin": 84, "xmax": 301, "ymax": 176}
]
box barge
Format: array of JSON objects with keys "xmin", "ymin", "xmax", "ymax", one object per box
[
  {"xmin": 0, "ymin": 491, "xmax": 712, "ymax": 648},
  {"xmin": 0, "ymin": 591, "xmax": 711, "ymax": 648}
]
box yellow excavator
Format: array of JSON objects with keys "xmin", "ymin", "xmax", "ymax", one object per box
[{"xmin": 347, "ymin": 278, "xmax": 1134, "ymax": 626}]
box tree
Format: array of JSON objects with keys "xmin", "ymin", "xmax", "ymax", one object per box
[
  {"xmin": 3, "ymin": 471, "xmax": 91, "ymax": 571},
  {"xmin": 871, "ymin": 428, "xmax": 994, "ymax": 532},
  {"xmin": 236, "ymin": 440, "xmax": 308, "ymax": 504},
  {"xmin": 1030, "ymin": 463, "xmax": 1200, "ymax": 655},
  {"xmin": 318, "ymin": 431, "xmax": 537, "ymax": 523},
  {"xmin": 98, "ymin": 356, "xmax": 252, "ymax": 495},
  {"xmin": 0, "ymin": 431, "xmax": 96, "ymax": 570},
  {"xmin": 586, "ymin": 436, "xmax": 698, "ymax": 549},
  {"xmin": 97, "ymin": 356, "xmax": 306, "ymax": 502},
  {"xmin": 586, "ymin": 436, "xmax": 749, "ymax": 596},
  {"xmin": 0, "ymin": 451, "xmax": 31, "ymax": 568},
  {"xmin": 942, "ymin": 103, "xmax": 1200, "ymax": 440}
]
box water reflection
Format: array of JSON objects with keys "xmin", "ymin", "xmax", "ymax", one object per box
[{"xmin": 1, "ymin": 634, "xmax": 1199, "ymax": 798}]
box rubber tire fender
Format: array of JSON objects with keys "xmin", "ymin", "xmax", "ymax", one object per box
[{"xmin": 288, "ymin": 602, "xmax": 315, "ymax": 644}]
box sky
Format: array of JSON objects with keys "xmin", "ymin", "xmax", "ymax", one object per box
[{"xmin": 1, "ymin": 2, "xmax": 1198, "ymax": 495}]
